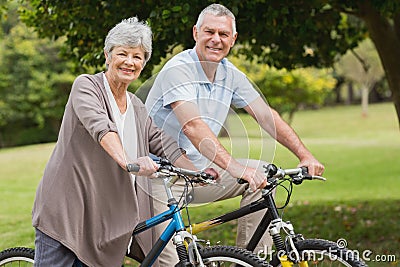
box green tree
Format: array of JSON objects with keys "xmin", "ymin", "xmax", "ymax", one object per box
[
  {"xmin": 335, "ymin": 38, "xmax": 385, "ymax": 117},
  {"xmin": 0, "ymin": 21, "xmax": 74, "ymax": 147},
  {"xmin": 231, "ymin": 55, "xmax": 336, "ymax": 124},
  {"xmin": 18, "ymin": 0, "xmax": 400, "ymax": 128}
]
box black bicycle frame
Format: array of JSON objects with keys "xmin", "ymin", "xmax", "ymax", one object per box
[{"xmin": 190, "ymin": 187, "xmax": 280, "ymax": 252}]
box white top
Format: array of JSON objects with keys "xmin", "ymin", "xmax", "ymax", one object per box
[{"xmin": 103, "ymin": 73, "xmax": 138, "ymax": 183}]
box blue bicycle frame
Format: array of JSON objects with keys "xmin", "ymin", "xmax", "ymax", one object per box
[
  {"xmin": 130, "ymin": 174, "xmax": 190, "ymax": 267},
  {"xmin": 74, "ymin": 189, "xmax": 184, "ymax": 267},
  {"xmin": 133, "ymin": 201, "xmax": 185, "ymax": 266}
]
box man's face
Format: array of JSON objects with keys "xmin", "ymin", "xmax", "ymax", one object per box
[{"xmin": 193, "ymin": 14, "xmax": 237, "ymax": 63}]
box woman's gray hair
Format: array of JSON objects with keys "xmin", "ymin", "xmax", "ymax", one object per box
[
  {"xmin": 195, "ymin": 4, "xmax": 236, "ymax": 34},
  {"xmin": 104, "ymin": 17, "xmax": 152, "ymax": 67}
]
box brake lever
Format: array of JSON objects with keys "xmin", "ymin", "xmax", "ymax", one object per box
[
  {"xmin": 291, "ymin": 175, "xmax": 304, "ymax": 185},
  {"xmin": 312, "ymin": 175, "xmax": 327, "ymax": 181}
]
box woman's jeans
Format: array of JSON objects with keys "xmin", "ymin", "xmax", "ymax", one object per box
[{"xmin": 34, "ymin": 228, "xmax": 86, "ymax": 267}]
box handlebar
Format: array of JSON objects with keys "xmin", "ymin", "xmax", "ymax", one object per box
[
  {"xmin": 126, "ymin": 158, "xmax": 216, "ymax": 185},
  {"xmin": 157, "ymin": 158, "xmax": 216, "ymax": 183},
  {"xmin": 266, "ymin": 163, "xmax": 326, "ymax": 184},
  {"xmin": 237, "ymin": 163, "xmax": 326, "ymax": 186}
]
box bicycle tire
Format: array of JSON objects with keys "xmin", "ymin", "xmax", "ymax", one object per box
[
  {"xmin": 200, "ymin": 245, "xmax": 271, "ymax": 266},
  {"xmin": 0, "ymin": 247, "xmax": 35, "ymax": 266},
  {"xmin": 269, "ymin": 238, "xmax": 368, "ymax": 267}
]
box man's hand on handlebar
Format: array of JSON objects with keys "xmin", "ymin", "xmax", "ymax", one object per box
[
  {"xmin": 203, "ymin": 168, "xmax": 219, "ymax": 181},
  {"xmin": 236, "ymin": 167, "xmax": 268, "ymax": 192},
  {"xmin": 191, "ymin": 167, "xmax": 219, "ymax": 186},
  {"xmin": 297, "ymin": 156, "xmax": 325, "ymax": 177}
]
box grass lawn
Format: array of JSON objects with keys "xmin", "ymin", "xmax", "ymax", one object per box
[{"xmin": 0, "ymin": 103, "xmax": 399, "ymax": 266}]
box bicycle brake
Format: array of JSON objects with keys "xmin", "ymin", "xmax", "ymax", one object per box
[
  {"xmin": 285, "ymin": 235, "xmax": 303, "ymax": 263},
  {"xmin": 188, "ymin": 240, "xmax": 205, "ymax": 266}
]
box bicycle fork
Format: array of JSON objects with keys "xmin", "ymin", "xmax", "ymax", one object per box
[
  {"xmin": 252, "ymin": 192, "xmax": 308, "ymax": 266},
  {"xmin": 269, "ymin": 218, "xmax": 308, "ymax": 267},
  {"xmin": 173, "ymin": 230, "xmax": 206, "ymax": 267}
]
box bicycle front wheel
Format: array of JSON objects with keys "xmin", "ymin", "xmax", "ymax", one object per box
[
  {"xmin": 200, "ymin": 245, "xmax": 270, "ymax": 266},
  {"xmin": 270, "ymin": 239, "xmax": 367, "ymax": 267},
  {"xmin": 0, "ymin": 247, "xmax": 34, "ymax": 266}
]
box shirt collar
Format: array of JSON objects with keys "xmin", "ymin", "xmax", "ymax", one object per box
[{"xmin": 189, "ymin": 49, "xmax": 227, "ymax": 83}]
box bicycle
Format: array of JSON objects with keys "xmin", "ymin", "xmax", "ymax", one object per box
[
  {"xmin": 0, "ymin": 159, "xmax": 368, "ymax": 267},
  {"xmin": 186, "ymin": 163, "xmax": 368, "ymax": 267},
  {"xmin": 0, "ymin": 158, "xmax": 269, "ymax": 267},
  {"xmin": 0, "ymin": 247, "xmax": 34, "ymax": 266}
]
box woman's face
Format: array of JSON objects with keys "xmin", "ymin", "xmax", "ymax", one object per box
[{"xmin": 105, "ymin": 46, "xmax": 145, "ymax": 84}]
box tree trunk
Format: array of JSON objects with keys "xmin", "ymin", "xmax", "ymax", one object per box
[
  {"xmin": 361, "ymin": 85, "xmax": 369, "ymax": 117},
  {"xmin": 357, "ymin": 1, "xmax": 400, "ymax": 129},
  {"xmin": 346, "ymin": 82, "xmax": 354, "ymax": 105}
]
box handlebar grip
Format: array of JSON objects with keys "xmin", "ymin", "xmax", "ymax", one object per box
[
  {"xmin": 126, "ymin": 163, "xmax": 140, "ymax": 172},
  {"xmin": 300, "ymin": 166, "xmax": 313, "ymax": 179}
]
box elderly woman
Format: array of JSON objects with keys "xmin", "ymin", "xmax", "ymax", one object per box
[{"xmin": 32, "ymin": 17, "xmax": 195, "ymax": 267}]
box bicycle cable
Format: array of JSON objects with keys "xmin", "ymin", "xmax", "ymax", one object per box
[
  {"xmin": 277, "ymin": 178, "xmax": 293, "ymax": 210},
  {"xmin": 255, "ymin": 178, "xmax": 292, "ymax": 209},
  {"xmin": 176, "ymin": 174, "xmax": 193, "ymax": 213}
]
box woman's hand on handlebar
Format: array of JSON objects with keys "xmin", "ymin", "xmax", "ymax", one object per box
[{"xmin": 129, "ymin": 156, "xmax": 159, "ymax": 177}]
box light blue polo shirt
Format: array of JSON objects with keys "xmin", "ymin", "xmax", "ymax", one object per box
[{"xmin": 145, "ymin": 49, "xmax": 259, "ymax": 168}]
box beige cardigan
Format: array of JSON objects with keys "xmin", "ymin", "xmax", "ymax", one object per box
[{"xmin": 32, "ymin": 72, "xmax": 183, "ymax": 266}]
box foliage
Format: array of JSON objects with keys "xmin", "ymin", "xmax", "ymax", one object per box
[
  {"xmin": 0, "ymin": 0, "xmax": 396, "ymax": 149},
  {"xmin": 334, "ymin": 38, "xmax": 386, "ymax": 116},
  {"xmin": 18, "ymin": 0, "xmax": 367, "ymax": 77},
  {"xmin": 230, "ymin": 55, "xmax": 336, "ymax": 123},
  {"xmin": 335, "ymin": 38, "xmax": 384, "ymax": 88},
  {"xmin": 0, "ymin": 20, "xmax": 75, "ymax": 147},
  {"xmin": 17, "ymin": 0, "xmax": 400, "ymax": 129},
  {"xmin": 0, "ymin": 0, "xmax": 17, "ymax": 37}
]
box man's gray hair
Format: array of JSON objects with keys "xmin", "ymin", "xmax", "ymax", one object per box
[
  {"xmin": 195, "ymin": 3, "xmax": 236, "ymax": 34},
  {"xmin": 104, "ymin": 17, "xmax": 152, "ymax": 66}
]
